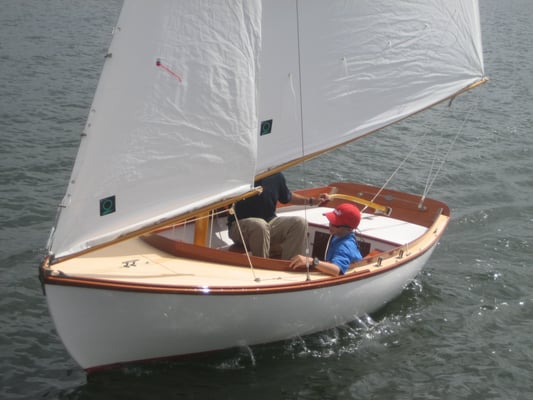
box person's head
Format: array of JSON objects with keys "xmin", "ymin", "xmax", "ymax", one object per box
[{"xmin": 324, "ymin": 203, "xmax": 361, "ymax": 236}]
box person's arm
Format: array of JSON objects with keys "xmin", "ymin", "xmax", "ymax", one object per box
[
  {"xmin": 290, "ymin": 192, "xmax": 314, "ymax": 206},
  {"xmin": 289, "ymin": 255, "xmax": 341, "ymax": 276},
  {"xmin": 289, "ymin": 192, "xmax": 331, "ymax": 207}
]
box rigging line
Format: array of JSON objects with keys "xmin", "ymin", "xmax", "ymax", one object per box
[
  {"xmin": 229, "ymin": 205, "xmax": 259, "ymax": 282},
  {"xmin": 288, "ymin": 74, "xmax": 312, "ymax": 277},
  {"xmin": 420, "ymin": 105, "xmax": 449, "ymax": 201},
  {"xmin": 361, "ymin": 130, "xmax": 429, "ymax": 213},
  {"xmin": 366, "ymin": 3, "xmax": 469, "ymax": 211},
  {"xmin": 414, "ymin": 2, "xmax": 486, "ymax": 203},
  {"xmin": 423, "ymin": 136, "xmax": 441, "ymax": 198},
  {"xmin": 421, "ymin": 101, "xmax": 478, "ymax": 202},
  {"xmin": 294, "ymin": 0, "xmax": 312, "ymax": 278},
  {"xmin": 364, "ymin": 2, "xmax": 463, "ymax": 212},
  {"xmin": 295, "ymin": 0, "xmax": 304, "ymax": 155}
]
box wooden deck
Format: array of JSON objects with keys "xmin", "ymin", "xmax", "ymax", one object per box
[
  {"xmin": 49, "ymin": 236, "xmax": 316, "ymax": 287},
  {"xmin": 45, "ymin": 208, "xmax": 435, "ymax": 290}
]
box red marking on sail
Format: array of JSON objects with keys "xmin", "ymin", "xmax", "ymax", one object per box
[{"xmin": 156, "ymin": 59, "xmax": 182, "ymax": 83}]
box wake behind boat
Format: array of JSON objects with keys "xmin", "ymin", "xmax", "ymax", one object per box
[{"xmin": 39, "ymin": 0, "xmax": 486, "ymax": 372}]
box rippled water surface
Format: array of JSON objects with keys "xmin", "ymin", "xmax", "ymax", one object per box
[{"xmin": 1, "ymin": 1, "xmax": 532, "ymax": 399}]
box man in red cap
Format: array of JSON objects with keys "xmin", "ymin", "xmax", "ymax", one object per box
[{"xmin": 289, "ymin": 203, "xmax": 362, "ymax": 276}]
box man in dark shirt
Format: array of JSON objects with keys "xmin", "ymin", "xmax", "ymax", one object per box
[{"xmin": 228, "ymin": 172, "xmax": 312, "ymax": 259}]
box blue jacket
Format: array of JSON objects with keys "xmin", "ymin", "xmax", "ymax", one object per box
[{"xmin": 326, "ymin": 234, "xmax": 362, "ymax": 274}]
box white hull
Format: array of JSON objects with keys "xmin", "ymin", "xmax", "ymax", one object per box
[
  {"xmin": 41, "ymin": 182, "xmax": 449, "ymax": 372},
  {"xmin": 45, "ymin": 246, "xmax": 434, "ymax": 371}
]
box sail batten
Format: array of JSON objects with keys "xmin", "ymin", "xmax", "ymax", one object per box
[{"xmin": 49, "ymin": 0, "xmax": 485, "ymax": 259}]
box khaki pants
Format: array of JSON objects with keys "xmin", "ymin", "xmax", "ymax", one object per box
[{"xmin": 229, "ymin": 216, "xmax": 307, "ymax": 260}]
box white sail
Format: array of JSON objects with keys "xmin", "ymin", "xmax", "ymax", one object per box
[
  {"xmin": 49, "ymin": 0, "xmax": 262, "ymax": 259},
  {"xmin": 255, "ymin": 0, "xmax": 485, "ymax": 173},
  {"xmin": 49, "ymin": 0, "xmax": 485, "ymax": 260}
]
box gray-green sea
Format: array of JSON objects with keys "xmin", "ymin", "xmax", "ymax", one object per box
[{"xmin": 1, "ymin": 1, "xmax": 532, "ymax": 398}]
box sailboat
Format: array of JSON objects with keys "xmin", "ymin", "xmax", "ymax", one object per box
[{"xmin": 39, "ymin": 0, "xmax": 486, "ymax": 373}]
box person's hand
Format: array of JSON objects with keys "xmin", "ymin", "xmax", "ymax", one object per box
[
  {"xmin": 318, "ymin": 193, "xmax": 330, "ymax": 205},
  {"xmin": 289, "ymin": 255, "xmax": 311, "ymax": 270}
]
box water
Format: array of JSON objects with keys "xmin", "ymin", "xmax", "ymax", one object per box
[{"xmin": 1, "ymin": 1, "xmax": 532, "ymax": 398}]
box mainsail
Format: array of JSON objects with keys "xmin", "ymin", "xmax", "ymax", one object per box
[
  {"xmin": 255, "ymin": 0, "xmax": 485, "ymax": 173},
  {"xmin": 48, "ymin": 0, "xmax": 485, "ymax": 260}
]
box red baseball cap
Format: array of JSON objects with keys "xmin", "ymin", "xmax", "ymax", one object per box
[{"xmin": 324, "ymin": 203, "xmax": 361, "ymax": 229}]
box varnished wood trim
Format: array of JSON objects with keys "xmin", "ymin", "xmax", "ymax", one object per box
[
  {"xmin": 40, "ymin": 214, "xmax": 448, "ymax": 296},
  {"xmin": 41, "ymin": 182, "xmax": 450, "ymax": 296}
]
